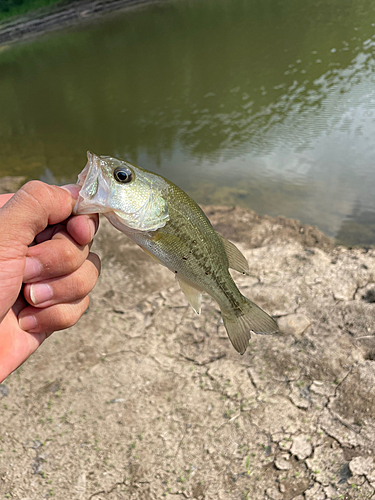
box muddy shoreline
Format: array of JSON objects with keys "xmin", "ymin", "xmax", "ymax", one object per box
[
  {"xmin": 1, "ymin": 174, "xmax": 375, "ymax": 499},
  {"xmin": 0, "ymin": 0, "xmax": 162, "ymax": 46}
]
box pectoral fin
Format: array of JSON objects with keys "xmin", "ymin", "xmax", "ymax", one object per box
[
  {"xmin": 138, "ymin": 245, "xmax": 163, "ymax": 263},
  {"xmin": 177, "ymin": 277, "xmax": 203, "ymax": 314},
  {"xmin": 217, "ymin": 233, "xmax": 250, "ymax": 275}
]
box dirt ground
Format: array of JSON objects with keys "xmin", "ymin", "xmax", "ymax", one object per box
[{"xmin": 0, "ymin": 184, "xmax": 375, "ymax": 500}]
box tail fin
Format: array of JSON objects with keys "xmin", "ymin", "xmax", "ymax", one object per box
[{"xmin": 221, "ymin": 299, "xmax": 278, "ymax": 354}]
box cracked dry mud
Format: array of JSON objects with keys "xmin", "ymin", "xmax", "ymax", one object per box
[{"xmin": 0, "ymin": 205, "xmax": 375, "ymax": 500}]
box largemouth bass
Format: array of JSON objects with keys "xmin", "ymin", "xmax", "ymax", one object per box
[{"xmin": 74, "ymin": 152, "xmax": 278, "ymax": 354}]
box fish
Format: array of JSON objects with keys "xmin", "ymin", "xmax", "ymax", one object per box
[{"xmin": 73, "ymin": 151, "xmax": 278, "ymax": 354}]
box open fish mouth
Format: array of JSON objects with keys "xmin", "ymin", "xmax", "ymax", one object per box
[
  {"xmin": 73, "ymin": 151, "xmax": 169, "ymax": 232},
  {"xmin": 73, "ymin": 151, "xmax": 111, "ymax": 215},
  {"xmin": 76, "ymin": 150, "xmax": 95, "ymax": 188}
]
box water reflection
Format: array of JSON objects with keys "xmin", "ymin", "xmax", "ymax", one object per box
[
  {"xmin": 0, "ymin": 0, "xmax": 374, "ymax": 245},
  {"xmin": 336, "ymin": 205, "xmax": 375, "ymax": 247}
]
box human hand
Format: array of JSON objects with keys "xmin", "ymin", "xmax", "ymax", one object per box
[{"xmin": 0, "ymin": 181, "xmax": 100, "ymax": 382}]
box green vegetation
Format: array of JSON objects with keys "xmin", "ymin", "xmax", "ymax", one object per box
[{"xmin": 0, "ymin": 0, "xmax": 63, "ymax": 21}]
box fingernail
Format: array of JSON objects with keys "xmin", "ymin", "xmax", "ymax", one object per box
[
  {"xmin": 24, "ymin": 258, "xmax": 43, "ymax": 281},
  {"xmin": 19, "ymin": 314, "xmax": 37, "ymax": 331},
  {"xmin": 30, "ymin": 283, "xmax": 53, "ymax": 305}
]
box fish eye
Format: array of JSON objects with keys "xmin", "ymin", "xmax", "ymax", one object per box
[{"xmin": 113, "ymin": 167, "xmax": 132, "ymax": 184}]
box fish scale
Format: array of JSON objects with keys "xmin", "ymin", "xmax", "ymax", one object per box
[
  {"xmin": 74, "ymin": 152, "xmax": 278, "ymax": 354},
  {"xmin": 150, "ymin": 204, "xmax": 245, "ymax": 312}
]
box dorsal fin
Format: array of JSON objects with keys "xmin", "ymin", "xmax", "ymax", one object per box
[{"xmin": 217, "ymin": 233, "xmax": 249, "ymax": 275}]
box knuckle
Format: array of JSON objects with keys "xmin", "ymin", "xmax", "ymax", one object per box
[
  {"xmin": 75, "ymin": 274, "xmax": 89, "ymax": 298},
  {"xmin": 72, "ymin": 262, "xmax": 98, "ymax": 299},
  {"xmin": 62, "ymin": 311, "xmax": 79, "ymax": 330},
  {"xmin": 20, "ymin": 181, "xmax": 50, "ymax": 210},
  {"xmin": 21, "ymin": 180, "xmax": 47, "ymax": 196},
  {"xmin": 57, "ymin": 298, "xmax": 89, "ymax": 330},
  {"xmin": 18, "ymin": 182, "xmax": 56, "ymax": 226},
  {"xmin": 61, "ymin": 243, "xmax": 81, "ymax": 271},
  {"xmin": 53, "ymin": 306, "xmax": 71, "ymax": 330}
]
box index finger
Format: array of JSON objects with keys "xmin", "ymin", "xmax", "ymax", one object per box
[
  {"xmin": 34, "ymin": 213, "xmax": 99, "ymax": 247},
  {"xmin": 66, "ymin": 214, "xmax": 99, "ymax": 246}
]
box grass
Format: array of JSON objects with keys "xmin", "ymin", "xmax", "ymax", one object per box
[{"xmin": 0, "ymin": 0, "xmax": 66, "ymax": 22}]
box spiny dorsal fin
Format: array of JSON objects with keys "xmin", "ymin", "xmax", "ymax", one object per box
[
  {"xmin": 217, "ymin": 233, "xmax": 250, "ymax": 275},
  {"xmin": 177, "ymin": 277, "xmax": 203, "ymax": 315}
]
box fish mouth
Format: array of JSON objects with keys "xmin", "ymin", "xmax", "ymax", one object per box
[{"xmin": 73, "ymin": 151, "xmax": 111, "ymax": 215}]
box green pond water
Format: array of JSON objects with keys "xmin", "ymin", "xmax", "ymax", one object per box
[{"xmin": 1, "ymin": 0, "xmax": 375, "ymax": 245}]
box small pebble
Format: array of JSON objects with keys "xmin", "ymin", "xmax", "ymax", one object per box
[{"xmin": 0, "ymin": 385, "xmax": 9, "ymax": 398}]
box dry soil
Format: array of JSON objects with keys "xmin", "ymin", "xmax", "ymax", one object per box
[{"xmin": 0, "ymin": 184, "xmax": 375, "ymax": 499}]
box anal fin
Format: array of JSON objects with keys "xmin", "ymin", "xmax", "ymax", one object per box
[{"xmin": 177, "ymin": 277, "xmax": 203, "ymax": 314}]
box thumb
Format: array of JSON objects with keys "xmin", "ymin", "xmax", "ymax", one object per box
[
  {"xmin": 0, "ymin": 181, "xmax": 76, "ymax": 251},
  {"xmin": 0, "ymin": 181, "xmax": 76, "ymax": 322}
]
